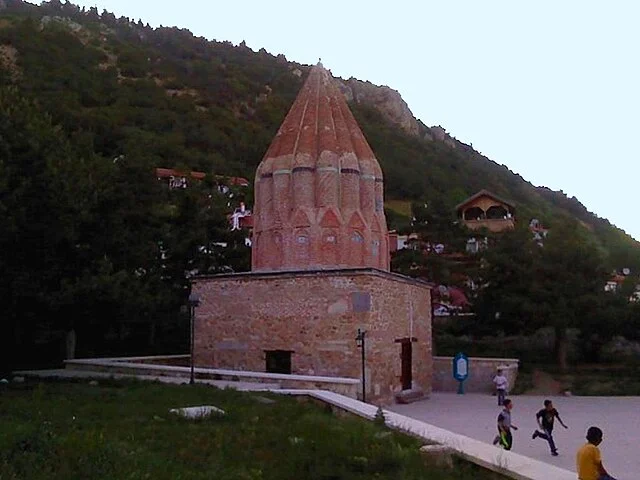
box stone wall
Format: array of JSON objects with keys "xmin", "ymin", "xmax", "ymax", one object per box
[
  {"xmin": 432, "ymin": 356, "xmax": 519, "ymax": 393},
  {"xmin": 192, "ymin": 268, "xmax": 432, "ymax": 405}
]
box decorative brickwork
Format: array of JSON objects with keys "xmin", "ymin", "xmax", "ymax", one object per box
[
  {"xmin": 193, "ymin": 269, "xmax": 432, "ymax": 405},
  {"xmin": 252, "ymin": 63, "xmax": 389, "ymax": 271}
]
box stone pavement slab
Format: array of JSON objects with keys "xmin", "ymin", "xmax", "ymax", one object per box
[
  {"xmin": 390, "ymin": 393, "xmax": 639, "ymax": 479},
  {"xmin": 169, "ymin": 405, "xmax": 226, "ymax": 418}
]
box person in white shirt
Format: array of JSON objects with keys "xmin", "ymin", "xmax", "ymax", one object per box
[{"xmin": 493, "ymin": 368, "xmax": 508, "ymax": 406}]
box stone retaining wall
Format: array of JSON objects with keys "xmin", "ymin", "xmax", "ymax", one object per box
[
  {"xmin": 432, "ymin": 356, "xmax": 519, "ymax": 393},
  {"xmin": 64, "ymin": 357, "xmax": 360, "ymax": 398}
]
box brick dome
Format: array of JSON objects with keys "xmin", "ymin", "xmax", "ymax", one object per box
[{"xmin": 252, "ymin": 63, "xmax": 389, "ymax": 271}]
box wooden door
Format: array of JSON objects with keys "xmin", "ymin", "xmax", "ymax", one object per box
[{"xmin": 400, "ymin": 341, "xmax": 412, "ymax": 390}]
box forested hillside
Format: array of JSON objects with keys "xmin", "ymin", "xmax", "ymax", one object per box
[
  {"xmin": 1, "ymin": 0, "xmax": 639, "ymax": 370},
  {"xmin": 1, "ymin": 0, "xmax": 638, "ymax": 267}
]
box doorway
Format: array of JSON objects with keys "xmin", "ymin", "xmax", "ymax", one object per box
[
  {"xmin": 265, "ymin": 350, "xmax": 292, "ymax": 374},
  {"xmin": 395, "ymin": 337, "xmax": 417, "ymax": 391}
]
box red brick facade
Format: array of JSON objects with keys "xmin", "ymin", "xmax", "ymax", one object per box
[
  {"xmin": 193, "ymin": 269, "xmax": 432, "ymax": 405},
  {"xmin": 252, "ymin": 63, "xmax": 389, "ymax": 271}
]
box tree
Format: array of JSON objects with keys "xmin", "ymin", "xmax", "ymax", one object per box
[
  {"xmin": 578, "ymin": 290, "xmax": 628, "ymax": 363},
  {"xmin": 474, "ymin": 227, "xmax": 540, "ymax": 335},
  {"xmin": 534, "ymin": 222, "xmax": 608, "ymax": 370},
  {"xmin": 0, "ymin": 87, "xmax": 93, "ymax": 372},
  {"xmin": 475, "ymin": 222, "xmax": 608, "ymax": 370}
]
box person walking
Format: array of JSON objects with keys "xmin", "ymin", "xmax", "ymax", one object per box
[
  {"xmin": 492, "ymin": 398, "xmax": 518, "ymax": 450},
  {"xmin": 576, "ymin": 426, "xmax": 618, "ymax": 480},
  {"xmin": 532, "ymin": 399, "xmax": 568, "ymax": 456},
  {"xmin": 493, "ymin": 368, "xmax": 508, "ymax": 406}
]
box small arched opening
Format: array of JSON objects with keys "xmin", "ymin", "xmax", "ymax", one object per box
[
  {"xmin": 322, "ymin": 229, "xmax": 339, "ymax": 266},
  {"xmin": 463, "ymin": 207, "xmax": 485, "ymax": 221},
  {"xmin": 486, "ymin": 205, "xmax": 509, "ymax": 219},
  {"xmin": 350, "ymin": 231, "xmax": 365, "ymax": 266}
]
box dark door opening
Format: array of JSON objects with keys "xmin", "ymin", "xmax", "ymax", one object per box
[
  {"xmin": 395, "ymin": 337, "xmax": 417, "ymax": 391},
  {"xmin": 401, "ymin": 342, "xmax": 412, "ymax": 390},
  {"xmin": 265, "ymin": 350, "xmax": 292, "ymax": 374}
]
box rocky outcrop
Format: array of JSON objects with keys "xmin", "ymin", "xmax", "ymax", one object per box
[
  {"xmin": 335, "ymin": 76, "xmax": 465, "ymax": 151},
  {"xmin": 429, "ymin": 125, "xmax": 459, "ymax": 149},
  {"xmin": 336, "ymin": 77, "xmax": 421, "ymax": 137}
]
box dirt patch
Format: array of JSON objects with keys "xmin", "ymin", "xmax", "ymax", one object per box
[
  {"xmin": 0, "ymin": 44, "xmax": 21, "ymax": 81},
  {"xmin": 98, "ymin": 51, "xmax": 118, "ymax": 71},
  {"xmin": 525, "ymin": 369, "xmax": 564, "ymax": 395}
]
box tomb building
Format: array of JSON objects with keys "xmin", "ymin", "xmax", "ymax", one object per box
[{"xmin": 192, "ymin": 63, "xmax": 432, "ymax": 404}]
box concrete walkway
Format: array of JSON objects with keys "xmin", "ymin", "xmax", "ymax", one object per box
[{"xmin": 391, "ymin": 393, "xmax": 640, "ymax": 479}]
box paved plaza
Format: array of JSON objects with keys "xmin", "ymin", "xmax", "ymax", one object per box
[{"xmin": 390, "ymin": 393, "xmax": 639, "ymax": 479}]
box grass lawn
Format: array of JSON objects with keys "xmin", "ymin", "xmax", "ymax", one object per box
[
  {"xmin": 384, "ymin": 199, "xmax": 413, "ymax": 218},
  {"xmin": 0, "ymin": 379, "xmax": 508, "ymax": 480}
]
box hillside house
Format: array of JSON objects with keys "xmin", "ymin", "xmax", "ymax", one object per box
[
  {"xmin": 605, "ymin": 272, "xmax": 628, "ymax": 293},
  {"xmin": 432, "ymin": 284, "xmax": 471, "ymax": 317},
  {"xmin": 388, "ymin": 231, "xmax": 419, "ymax": 252},
  {"xmin": 604, "ymin": 270, "xmax": 640, "ymax": 302},
  {"xmin": 156, "ymin": 167, "xmax": 206, "ymax": 189},
  {"xmin": 456, "ymin": 190, "xmax": 515, "ymax": 233},
  {"xmin": 529, "ymin": 218, "xmax": 549, "ymax": 244},
  {"xmin": 156, "ymin": 167, "xmax": 253, "ymax": 245},
  {"xmin": 155, "ymin": 168, "xmax": 249, "ymax": 192}
]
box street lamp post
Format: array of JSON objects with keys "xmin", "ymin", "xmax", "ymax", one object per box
[
  {"xmin": 356, "ymin": 328, "xmax": 366, "ymax": 402},
  {"xmin": 188, "ymin": 292, "xmax": 200, "ymax": 385}
]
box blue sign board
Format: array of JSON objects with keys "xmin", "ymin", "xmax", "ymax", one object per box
[{"xmin": 453, "ymin": 352, "xmax": 469, "ymax": 382}]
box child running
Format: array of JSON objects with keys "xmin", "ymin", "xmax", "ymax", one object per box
[
  {"xmin": 532, "ymin": 399, "xmax": 568, "ymax": 456},
  {"xmin": 493, "ymin": 398, "xmax": 518, "ymax": 450}
]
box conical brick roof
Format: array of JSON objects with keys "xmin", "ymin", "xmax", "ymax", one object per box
[{"xmin": 252, "ymin": 63, "xmax": 389, "ymax": 272}]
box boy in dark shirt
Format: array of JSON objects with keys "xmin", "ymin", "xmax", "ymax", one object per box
[{"xmin": 532, "ymin": 399, "xmax": 568, "ymax": 456}]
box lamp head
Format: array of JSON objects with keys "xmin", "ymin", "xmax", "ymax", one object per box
[{"xmin": 188, "ymin": 292, "xmax": 200, "ymax": 307}]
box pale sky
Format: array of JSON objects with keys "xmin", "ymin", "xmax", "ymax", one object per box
[{"xmin": 67, "ymin": 1, "xmax": 640, "ymax": 240}]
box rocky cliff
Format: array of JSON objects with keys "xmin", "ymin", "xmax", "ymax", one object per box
[
  {"xmin": 335, "ymin": 76, "xmax": 462, "ymax": 150},
  {"xmin": 336, "ymin": 77, "xmax": 421, "ymax": 137}
]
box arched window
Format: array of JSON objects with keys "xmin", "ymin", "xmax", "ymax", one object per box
[
  {"xmin": 372, "ymin": 239, "xmax": 380, "ymax": 256},
  {"xmin": 293, "ymin": 229, "xmax": 310, "ymax": 267},
  {"xmin": 464, "ymin": 207, "xmax": 485, "ymax": 221},
  {"xmin": 272, "ymin": 233, "xmax": 282, "ymax": 268},
  {"xmin": 323, "ymin": 230, "xmax": 339, "ymax": 265},
  {"xmin": 350, "ymin": 231, "xmax": 365, "ymax": 266},
  {"xmin": 486, "ymin": 205, "xmax": 508, "ymax": 219}
]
